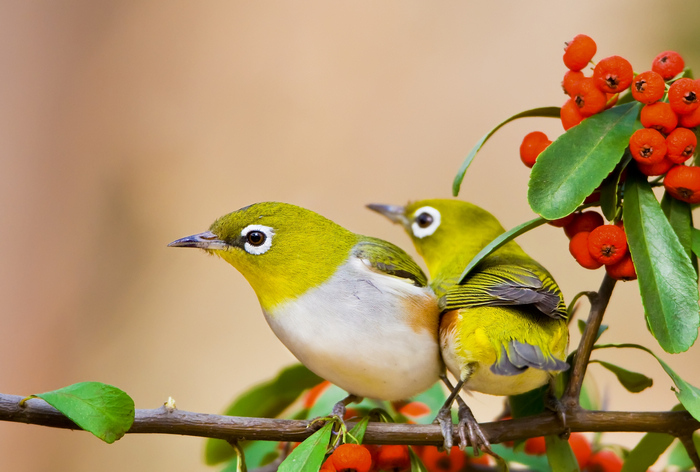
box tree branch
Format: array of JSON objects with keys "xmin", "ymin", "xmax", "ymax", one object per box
[
  {"xmin": 679, "ymin": 434, "xmax": 700, "ymax": 471},
  {"xmin": 2, "ymin": 394, "xmax": 698, "ymax": 446}
]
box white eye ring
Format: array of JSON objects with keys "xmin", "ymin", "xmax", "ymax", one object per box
[
  {"xmin": 241, "ymin": 224, "xmax": 274, "ymax": 255},
  {"xmin": 411, "ymin": 206, "xmax": 441, "ymax": 239}
]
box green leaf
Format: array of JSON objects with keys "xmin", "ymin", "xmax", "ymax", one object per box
[
  {"xmin": 205, "ymin": 364, "xmax": 323, "ymax": 465},
  {"xmin": 528, "ymin": 102, "xmax": 642, "ymax": 219},
  {"xmin": 509, "ymin": 385, "xmax": 548, "ymax": 419},
  {"xmin": 623, "ymin": 170, "xmax": 700, "ymax": 353},
  {"xmin": 278, "ymin": 422, "xmax": 333, "ymax": 472},
  {"xmin": 545, "ymin": 435, "xmax": 580, "ymax": 472},
  {"xmin": 236, "ymin": 440, "xmax": 279, "ymax": 470},
  {"xmin": 589, "ymin": 360, "xmax": 653, "ymax": 393},
  {"xmin": 409, "ymin": 446, "xmax": 429, "ymax": 472},
  {"xmin": 458, "ymin": 216, "xmax": 548, "ymax": 282},
  {"xmin": 661, "ymin": 192, "xmax": 696, "ymax": 271},
  {"xmin": 594, "ymin": 343, "xmax": 700, "ymax": 421},
  {"xmin": 33, "ymin": 381, "xmax": 134, "ymax": 444},
  {"xmin": 599, "ymin": 150, "xmax": 632, "ymax": 221},
  {"xmin": 620, "ymin": 432, "xmax": 674, "ymax": 472},
  {"xmin": 668, "ymin": 437, "xmax": 697, "ymax": 471},
  {"xmin": 691, "ymin": 228, "xmax": 700, "ymax": 259},
  {"xmin": 346, "ymin": 417, "xmax": 369, "ymax": 445},
  {"xmin": 452, "ymin": 106, "xmax": 561, "ymax": 196},
  {"xmin": 579, "ymin": 374, "xmax": 601, "ymax": 411}
]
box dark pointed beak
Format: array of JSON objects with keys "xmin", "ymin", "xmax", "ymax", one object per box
[
  {"xmin": 168, "ymin": 231, "xmax": 230, "ymax": 250},
  {"xmin": 366, "ymin": 203, "xmax": 409, "ymax": 226}
]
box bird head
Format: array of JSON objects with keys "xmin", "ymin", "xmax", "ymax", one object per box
[{"xmin": 169, "ymin": 202, "xmax": 357, "ymax": 310}]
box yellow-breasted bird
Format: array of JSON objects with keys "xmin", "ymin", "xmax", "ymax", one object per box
[
  {"xmin": 169, "ymin": 202, "xmax": 442, "ymax": 414},
  {"xmin": 368, "ymin": 199, "xmax": 569, "ymax": 450}
]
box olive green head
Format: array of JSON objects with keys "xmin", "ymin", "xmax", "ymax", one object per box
[
  {"xmin": 169, "ymin": 202, "xmax": 358, "ymax": 310},
  {"xmin": 367, "ymin": 199, "xmax": 513, "ymax": 280}
]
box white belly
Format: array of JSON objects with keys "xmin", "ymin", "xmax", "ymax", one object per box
[{"xmin": 264, "ymin": 258, "xmax": 442, "ymax": 401}]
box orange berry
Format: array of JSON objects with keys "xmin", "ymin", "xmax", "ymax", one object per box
[
  {"xmin": 563, "ymin": 34, "xmax": 597, "ymax": 72},
  {"xmin": 548, "ymin": 213, "xmax": 575, "ymax": 228},
  {"xmin": 652, "ymin": 51, "xmax": 685, "ymax": 80},
  {"xmin": 679, "ymin": 99, "xmax": 700, "ymax": 128},
  {"xmin": 520, "ymin": 131, "xmax": 552, "ymax": 168},
  {"xmin": 303, "ymin": 380, "xmax": 331, "ymax": 409},
  {"xmin": 629, "ymin": 128, "xmax": 667, "ymax": 165},
  {"xmin": 571, "ymin": 78, "xmax": 607, "ymax": 117},
  {"xmin": 605, "ymin": 252, "xmax": 637, "ymax": 281},
  {"xmin": 668, "ymin": 78, "xmax": 700, "ymax": 115},
  {"xmin": 321, "ymin": 457, "xmax": 338, "ymax": 471},
  {"xmin": 587, "ymin": 225, "xmax": 628, "ymax": 265},
  {"xmin": 562, "ymin": 70, "xmax": 585, "ymax": 96},
  {"xmin": 398, "ymin": 401, "xmax": 431, "ymax": 418},
  {"xmin": 561, "ymin": 98, "xmax": 584, "ymax": 130},
  {"xmin": 570, "ymin": 232, "xmax": 604, "ymax": 270},
  {"xmin": 564, "ymin": 211, "xmax": 604, "ymax": 239},
  {"xmin": 569, "ymin": 433, "xmax": 593, "ymax": 469},
  {"xmin": 631, "ymin": 71, "xmax": 665, "ymax": 105},
  {"xmin": 375, "ymin": 445, "xmax": 410, "ymax": 472},
  {"xmin": 593, "ymin": 56, "xmax": 633, "ymax": 93},
  {"xmin": 640, "ymin": 102, "xmax": 678, "ymax": 134},
  {"xmin": 637, "ymin": 157, "xmax": 674, "ymax": 176},
  {"xmin": 524, "ymin": 436, "xmax": 547, "ymax": 455},
  {"xmin": 664, "ymin": 165, "xmax": 700, "ymax": 203},
  {"xmin": 419, "ymin": 446, "xmax": 466, "ymax": 472},
  {"xmin": 584, "ymin": 449, "xmax": 623, "ymax": 472},
  {"xmin": 330, "ymin": 444, "xmax": 373, "ymax": 472},
  {"xmin": 666, "ymin": 127, "xmax": 697, "ymax": 163}
]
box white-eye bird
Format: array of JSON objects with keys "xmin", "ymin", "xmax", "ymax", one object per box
[
  {"xmin": 368, "ymin": 199, "xmax": 569, "ymax": 450},
  {"xmin": 169, "ymin": 202, "xmax": 442, "ymax": 411}
]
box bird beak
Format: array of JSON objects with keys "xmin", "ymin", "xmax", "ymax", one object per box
[
  {"xmin": 168, "ymin": 231, "xmax": 230, "ymax": 250},
  {"xmin": 366, "ymin": 203, "xmax": 409, "ymax": 226}
]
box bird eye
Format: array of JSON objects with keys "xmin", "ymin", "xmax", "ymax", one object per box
[
  {"xmin": 246, "ymin": 230, "xmax": 266, "ymax": 246},
  {"xmin": 410, "ymin": 206, "xmax": 441, "ymax": 239},
  {"xmin": 416, "ymin": 212, "xmax": 433, "ymax": 228}
]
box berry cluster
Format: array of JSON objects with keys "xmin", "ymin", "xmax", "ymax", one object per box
[
  {"xmin": 524, "ymin": 433, "xmax": 623, "ymax": 472},
  {"xmin": 519, "ymin": 35, "xmax": 700, "ymax": 278}
]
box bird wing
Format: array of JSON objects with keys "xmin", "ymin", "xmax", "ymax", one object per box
[
  {"xmin": 352, "ymin": 239, "xmax": 428, "ymax": 287},
  {"xmin": 491, "ymin": 340, "xmax": 569, "ymax": 376},
  {"xmin": 439, "ymin": 264, "xmax": 566, "ymax": 319}
]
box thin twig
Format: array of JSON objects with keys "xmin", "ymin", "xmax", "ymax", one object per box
[
  {"xmin": 679, "ymin": 434, "xmax": 700, "ymax": 471},
  {"xmin": 1, "ymin": 393, "xmax": 698, "ymax": 447},
  {"xmin": 562, "ymin": 274, "xmax": 617, "ymax": 409}
]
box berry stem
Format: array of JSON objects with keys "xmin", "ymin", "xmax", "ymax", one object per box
[{"xmin": 679, "ymin": 434, "xmax": 700, "ymax": 471}]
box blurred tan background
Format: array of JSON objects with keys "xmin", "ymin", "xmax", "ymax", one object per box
[{"xmin": 2, "ymin": 1, "xmax": 700, "ymax": 470}]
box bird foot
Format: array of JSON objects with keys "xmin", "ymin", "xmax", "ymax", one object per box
[
  {"xmin": 331, "ymin": 394, "xmax": 362, "ymax": 419},
  {"xmin": 545, "ymin": 391, "xmax": 570, "ymax": 439},
  {"xmin": 433, "ymin": 407, "xmax": 455, "ymax": 451},
  {"xmin": 456, "ymin": 403, "xmax": 491, "ymax": 455}
]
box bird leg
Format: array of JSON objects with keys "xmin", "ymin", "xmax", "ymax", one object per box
[
  {"xmin": 331, "ymin": 394, "xmax": 362, "ymax": 419},
  {"xmin": 545, "ymin": 379, "xmax": 569, "ymax": 439},
  {"xmin": 438, "ymin": 372, "xmax": 491, "ymax": 454},
  {"xmin": 434, "ymin": 374, "xmax": 464, "ymax": 451}
]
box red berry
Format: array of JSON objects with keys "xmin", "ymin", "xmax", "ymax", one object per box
[
  {"xmin": 637, "ymin": 157, "xmax": 674, "ymax": 176},
  {"xmin": 584, "ymin": 449, "xmax": 623, "ymax": 472},
  {"xmin": 664, "ymin": 165, "xmax": 700, "ymax": 203},
  {"xmin": 570, "ymin": 232, "xmax": 604, "ymax": 270},
  {"xmin": 679, "ymin": 99, "xmax": 700, "ymax": 128},
  {"xmin": 562, "ymin": 70, "xmax": 585, "ymax": 96},
  {"xmin": 524, "ymin": 436, "xmax": 546, "ymax": 455},
  {"xmin": 640, "ymin": 102, "xmax": 678, "ymax": 134},
  {"xmin": 668, "ymin": 78, "xmax": 700, "ymax": 115},
  {"xmin": 652, "ymin": 51, "xmax": 685, "ymax": 80},
  {"xmin": 593, "ymin": 56, "xmax": 633, "ymax": 93},
  {"xmin": 631, "ymin": 71, "xmax": 666, "ymax": 105},
  {"xmin": 569, "ymin": 433, "xmax": 593, "ymax": 469},
  {"xmin": 520, "ymin": 131, "xmax": 552, "ymax": 168},
  {"xmin": 375, "ymin": 445, "xmax": 410, "ymax": 472},
  {"xmin": 605, "ymin": 252, "xmax": 637, "ymax": 281},
  {"xmin": 564, "ymin": 211, "xmax": 604, "ymax": 239},
  {"xmin": 666, "ymin": 127, "xmax": 697, "ymax": 163},
  {"xmin": 321, "ymin": 458, "xmax": 338, "ymax": 471},
  {"xmin": 629, "ymin": 128, "xmax": 667, "ymax": 165},
  {"xmin": 571, "ymin": 78, "xmax": 607, "ymax": 117},
  {"xmin": 587, "ymin": 225, "xmax": 628, "ymax": 265},
  {"xmin": 419, "ymin": 446, "xmax": 466, "ymax": 472},
  {"xmin": 398, "ymin": 401, "xmax": 431, "ymax": 418},
  {"xmin": 561, "ymin": 98, "xmax": 584, "ymax": 130},
  {"xmin": 548, "ymin": 213, "xmax": 575, "ymax": 228},
  {"xmin": 563, "ymin": 34, "xmax": 597, "ymax": 72},
  {"xmin": 303, "ymin": 381, "xmax": 331, "ymax": 409},
  {"xmin": 330, "ymin": 444, "xmax": 373, "ymax": 472}
]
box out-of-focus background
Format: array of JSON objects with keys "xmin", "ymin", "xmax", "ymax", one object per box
[{"xmin": 2, "ymin": 1, "xmax": 699, "ymax": 470}]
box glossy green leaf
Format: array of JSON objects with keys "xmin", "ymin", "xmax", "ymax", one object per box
[
  {"xmin": 278, "ymin": 422, "xmax": 333, "ymax": 472},
  {"xmin": 205, "ymin": 364, "xmax": 323, "ymax": 465},
  {"xmin": 594, "ymin": 343, "xmax": 700, "ymax": 421},
  {"xmin": 589, "ymin": 360, "xmax": 653, "ymax": 393},
  {"xmin": 346, "ymin": 417, "xmax": 369, "ymax": 445},
  {"xmin": 620, "ymin": 432, "xmax": 674, "ymax": 472},
  {"xmin": 458, "ymin": 216, "xmax": 548, "ymax": 282},
  {"xmin": 409, "ymin": 446, "xmax": 429, "ymax": 472},
  {"xmin": 452, "ymin": 106, "xmax": 561, "ymax": 196},
  {"xmin": 529, "ymin": 102, "xmax": 642, "ymax": 219},
  {"xmin": 545, "ymin": 435, "xmax": 580, "ymax": 472},
  {"xmin": 623, "ymin": 170, "xmax": 700, "ymax": 353},
  {"xmin": 599, "ymin": 150, "xmax": 632, "ymax": 221},
  {"xmin": 661, "ymin": 192, "xmax": 696, "ymax": 271},
  {"xmin": 33, "ymin": 382, "xmax": 134, "ymax": 444}
]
